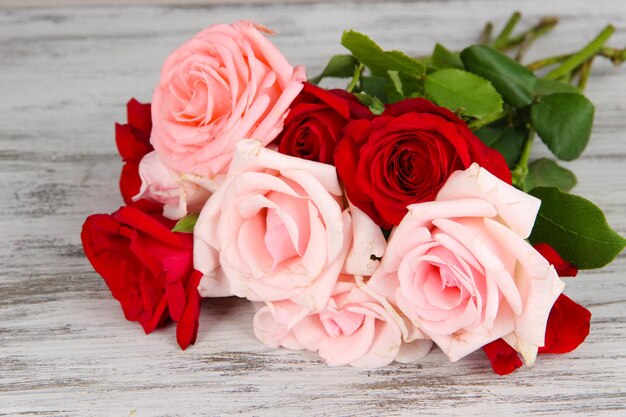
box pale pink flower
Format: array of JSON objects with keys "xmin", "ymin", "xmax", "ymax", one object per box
[
  {"xmin": 193, "ymin": 139, "xmax": 385, "ymax": 312},
  {"xmin": 369, "ymin": 163, "xmax": 564, "ymax": 364},
  {"xmin": 151, "ymin": 20, "xmax": 306, "ymax": 177},
  {"xmin": 134, "ymin": 151, "xmax": 212, "ymax": 220},
  {"xmin": 254, "ymin": 278, "xmax": 432, "ymax": 368}
]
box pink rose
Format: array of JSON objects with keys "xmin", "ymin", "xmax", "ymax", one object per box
[
  {"xmin": 368, "ymin": 163, "xmax": 565, "ymax": 364},
  {"xmin": 150, "ymin": 20, "xmax": 306, "ymax": 177},
  {"xmin": 134, "ymin": 151, "xmax": 212, "ymax": 220},
  {"xmin": 193, "ymin": 139, "xmax": 385, "ymax": 310},
  {"xmin": 253, "ymin": 278, "xmax": 433, "ymax": 367}
]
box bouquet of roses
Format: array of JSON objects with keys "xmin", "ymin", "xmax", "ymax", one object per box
[{"xmin": 82, "ymin": 14, "xmax": 625, "ymax": 375}]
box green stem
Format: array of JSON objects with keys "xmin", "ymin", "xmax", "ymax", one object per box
[
  {"xmin": 526, "ymin": 53, "xmax": 571, "ymax": 71},
  {"xmin": 600, "ymin": 46, "xmax": 626, "ymax": 64},
  {"xmin": 481, "ymin": 22, "xmax": 494, "ymax": 45},
  {"xmin": 498, "ymin": 17, "xmax": 558, "ymax": 52},
  {"xmin": 511, "ymin": 128, "xmax": 535, "ymax": 188},
  {"xmin": 545, "ymin": 25, "xmax": 615, "ymax": 80},
  {"xmin": 468, "ymin": 109, "xmax": 509, "ymax": 131},
  {"xmin": 577, "ymin": 58, "xmax": 594, "ymax": 91},
  {"xmin": 527, "ymin": 47, "xmax": 626, "ymax": 71},
  {"xmin": 493, "ymin": 12, "xmax": 521, "ymax": 49},
  {"xmin": 346, "ymin": 63, "xmax": 364, "ymax": 93}
]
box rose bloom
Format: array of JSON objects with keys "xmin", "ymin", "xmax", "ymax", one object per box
[
  {"xmin": 193, "ymin": 139, "xmax": 385, "ymax": 312},
  {"xmin": 368, "ymin": 163, "xmax": 564, "ymax": 364},
  {"xmin": 276, "ymin": 82, "xmax": 372, "ymax": 164},
  {"xmin": 254, "ymin": 277, "xmax": 433, "ymax": 368},
  {"xmin": 134, "ymin": 151, "xmax": 212, "ymax": 220},
  {"xmin": 151, "ymin": 20, "xmax": 306, "ymax": 177},
  {"xmin": 334, "ymin": 98, "xmax": 511, "ymax": 228},
  {"xmin": 81, "ymin": 200, "xmax": 202, "ymax": 350},
  {"xmin": 115, "ymin": 98, "xmax": 153, "ymax": 204}
]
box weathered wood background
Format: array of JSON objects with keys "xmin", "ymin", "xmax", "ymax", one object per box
[{"xmin": 1, "ymin": 0, "xmax": 625, "ymax": 416}]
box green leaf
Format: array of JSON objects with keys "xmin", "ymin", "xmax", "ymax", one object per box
[
  {"xmin": 424, "ymin": 69, "xmax": 503, "ymax": 118},
  {"xmin": 460, "ymin": 45, "xmax": 537, "ymax": 108},
  {"xmin": 355, "ymin": 92, "xmax": 385, "ymax": 115},
  {"xmin": 432, "ymin": 43, "xmax": 463, "ymax": 69},
  {"xmin": 525, "ymin": 158, "xmax": 577, "ymax": 192},
  {"xmin": 172, "ymin": 213, "xmax": 199, "ymax": 233},
  {"xmin": 531, "ymin": 93, "xmax": 595, "ymax": 161},
  {"xmin": 529, "ymin": 187, "xmax": 625, "ymax": 269},
  {"xmin": 309, "ymin": 54, "xmax": 360, "ymax": 85},
  {"xmin": 534, "ymin": 78, "xmax": 581, "ymax": 96},
  {"xmin": 475, "ymin": 121, "xmax": 526, "ymax": 168},
  {"xmin": 341, "ymin": 30, "xmax": 425, "ymax": 76},
  {"xmin": 360, "ymin": 76, "xmax": 390, "ymax": 103}
]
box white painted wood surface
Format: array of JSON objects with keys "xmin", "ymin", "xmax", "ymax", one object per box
[{"xmin": 1, "ymin": 1, "xmax": 625, "ymax": 416}]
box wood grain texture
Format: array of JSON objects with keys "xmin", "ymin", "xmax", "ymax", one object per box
[{"xmin": 1, "ymin": 1, "xmax": 625, "ymax": 416}]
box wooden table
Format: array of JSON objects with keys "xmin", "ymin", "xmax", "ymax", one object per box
[{"xmin": 1, "ymin": 1, "xmax": 625, "ymax": 415}]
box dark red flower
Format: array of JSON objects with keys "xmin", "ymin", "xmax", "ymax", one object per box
[
  {"xmin": 115, "ymin": 99, "xmax": 154, "ymax": 204},
  {"xmin": 334, "ymin": 98, "xmax": 511, "ymax": 228},
  {"xmin": 277, "ymin": 82, "xmax": 372, "ymax": 164},
  {"xmin": 539, "ymin": 294, "xmax": 591, "ymax": 354},
  {"xmin": 533, "ymin": 242, "xmax": 578, "ymax": 277},
  {"xmin": 482, "ymin": 338, "xmax": 523, "ymax": 376},
  {"xmin": 81, "ymin": 199, "xmax": 201, "ymax": 349}
]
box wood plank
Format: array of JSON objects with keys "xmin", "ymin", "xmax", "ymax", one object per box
[{"xmin": 1, "ymin": 1, "xmax": 625, "ymax": 415}]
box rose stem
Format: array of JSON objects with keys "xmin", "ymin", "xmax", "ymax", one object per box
[
  {"xmin": 577, "ymin": 58, "xmax": 595, "ymax": 90},
  {"xmin": 526, "ymin": 53, "xmax": 571, "ymax": 71},
  {"xmin": 545, "ymin": 25, "xmax": 615, "ymax": 80},
  {"xmin": 346, "ymin": 63, "xmax": 364, "ymax": 93},
  {"xmin": 468, "ymin": 109, "xmax": 509, "ymax": 131},
  {"xmin": 497, "ymin": 17, "xmax": 558, "ymax": 52},
  {"xmin": 527, "ymin": 47, "xmax": 626, "ymax": 71},
  {"xmin": 600, "ymin": 46, "xmax": 626, "ymax": 64},
  {"xmin": 480, "ymin": 21, "xmax": 494, "ymax": 45},
  {"xmin": 493, "ymin": 12, "xmax": 521, "ymax": 50},
  {"xmin": 511, "ymin": 128, "xmax": 535, "ymax": 188}
]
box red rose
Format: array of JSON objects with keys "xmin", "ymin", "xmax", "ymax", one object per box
[
  {"xmin": 81, "ymin": 200, "xmax": 201, "ymax": 349},
  {"xmin": 334, "ymin": 98, "xmax": 511, "ymax": 228},
  {"xmin": 483, "ymin": 244, "xmax": 589, "ymax": 374},
  {"xmin": 277, "ymin": 82, "xmax": 372, "ymax": 164},
  {"xmin": 115, "ymin": 99, "xmax": 154, "ymax": 204}
]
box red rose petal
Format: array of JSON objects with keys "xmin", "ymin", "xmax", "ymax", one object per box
[
  {"xmin": 539, "ymin": 294, "xmax": 591, "ymax": 354},
  {"xmin": 482, "ymin": 338, "xmax": 523, "ymax": 376}
]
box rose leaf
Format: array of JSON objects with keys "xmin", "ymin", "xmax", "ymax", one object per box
[
  {"xmin": 530, "ymin": 92, "xmax": 595, "ymax": 161},
  {"xmin": 309, "ymin": 54, "xmax": 360, "ymax": 85},
  {"xmin": 424, "ymin": 68, "xmax": 503, "ymax": 118},
  {"xmin": 529, "ymin": 187, "xmax": 626, "ymax": 269},
  {"xmin": 475, "ymin": 120, "xmax": 526, "ymax": 169},
  {"xmin": 341, "ymin": 30, "xmax": 425, "ymax": 77},
  {"xmin": 534, "ymin": 78, "xmax": 582, "ymax": 96},
  {"xmin": 524, "ymin": 158, "xmax": 577, "ymax": 192},
  {"xmin": 460, "ymin": 45, "xmax": 537, "ymax": 108},
  {"xmin": 172, "ymin": 213, "xmax": 199, "ymax": 233},
  {"xmin": 431, "ymin": 43, "xmax": 463, "ymax": 70}
]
